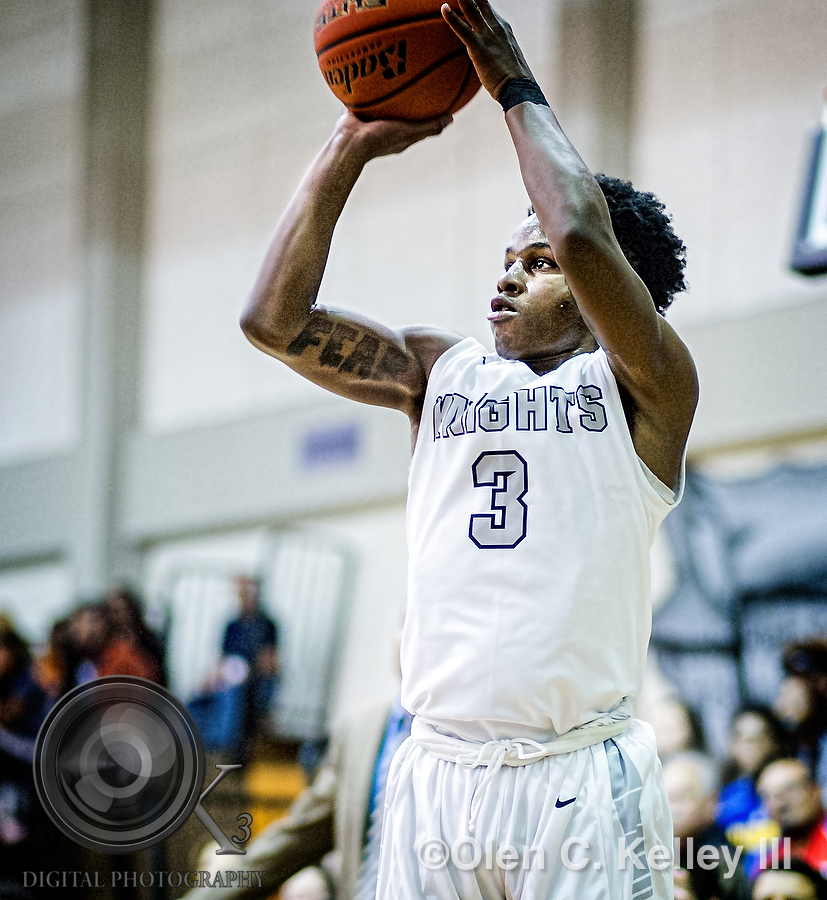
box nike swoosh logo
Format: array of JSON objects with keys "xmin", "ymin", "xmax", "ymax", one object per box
[{"xmin": 555, "ymin": 797, "xmax": 576, "ymax": 808}]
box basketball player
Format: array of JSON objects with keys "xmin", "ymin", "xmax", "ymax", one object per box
[{"xmin": 241, "ymin": 1, "xmax": 698, "ymax": 897}]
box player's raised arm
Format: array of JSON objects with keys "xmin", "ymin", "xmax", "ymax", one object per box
[
  {"xmin": 443, "ymin": 0, "xmax": 698, "ymax": 488},
  {"xmin": 240, "ymin": 110, "xmax": 458, "ymax": 420}
]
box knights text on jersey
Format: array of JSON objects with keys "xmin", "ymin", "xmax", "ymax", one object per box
[{"xmin": 401, "ymin": 337, "xmax": 684, "ymax": 744}]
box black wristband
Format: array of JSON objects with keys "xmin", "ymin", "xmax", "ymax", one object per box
[{"xmin": 498, "ymin": 78, "xmax": 550, "ymax": 113}]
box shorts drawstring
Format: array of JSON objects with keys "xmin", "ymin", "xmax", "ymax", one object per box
[
  {"xmin": 456, "ymin": 738, "xmax": 549, "ymax": 832},
  {"xmin": 410, "ymin": 703, "xmax": 633, "ymax": 833}
]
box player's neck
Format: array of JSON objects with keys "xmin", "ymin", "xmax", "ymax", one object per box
[{"xmin": 519, "ymin": 340, "xmax": 598, "ymax": 376}]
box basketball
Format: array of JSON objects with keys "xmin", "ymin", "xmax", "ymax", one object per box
[{"xmin": 314, "ymin": 0, "xmax": 481, "ymax": 121}]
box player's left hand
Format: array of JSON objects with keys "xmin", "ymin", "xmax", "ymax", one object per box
[{"xmin": 441, "ymin": 0, "xmax": 534, "ymax": 101}]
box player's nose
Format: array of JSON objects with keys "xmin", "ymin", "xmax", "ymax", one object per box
[{"xmin": 497, "ymin": 260, "xmax": 526, "ymax": 295}]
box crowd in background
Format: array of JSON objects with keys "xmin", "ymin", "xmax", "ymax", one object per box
[
  {"xmin": 0, "ymin": 586, "xmax": 169, "ymax": 886},
  {"xmin": 0, "ymin": 584, "xmax": 168, "ymax": 750},
  {"xmin": 647, "ymin": 640, "xmax": 827, "ymax": 900},
  {"xmin": 3, "ymin": 582, "xmax": 827, "ymax": 900},
  {"xmin": 0, "ymin": 578, "xmax": 279, "ymax": 899}
]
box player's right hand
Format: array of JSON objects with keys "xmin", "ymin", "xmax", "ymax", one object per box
[{"xmin": 334, "ymin": 108, "xmax": 453, "ymax": 161}]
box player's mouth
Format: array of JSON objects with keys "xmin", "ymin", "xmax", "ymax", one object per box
[{"xmin": 488, "ymin": 297, "xmax": 519, "ymax": 323}]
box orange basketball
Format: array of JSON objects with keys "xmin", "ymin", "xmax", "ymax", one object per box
[{"xmin": 314, "ymin": 0, "xmax": 481, "ymax": 121}]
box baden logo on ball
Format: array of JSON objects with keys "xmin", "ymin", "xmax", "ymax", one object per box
[
  {"xmin": 315, "ymin": 0, "xmax": 480, "ymax": 121},
  {"xmin": 33, "ymin": 676, "xmax": 251, "ymax": 855}
]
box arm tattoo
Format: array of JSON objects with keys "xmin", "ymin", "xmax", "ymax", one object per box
[
  {"xmin": 374, "ymin": 343, "xmax": 412, "ymax": 380},
  {"xmin": 286, "ymin": 317, "xmax": 334, "ymax": 356},
  {"xmin": 338, "ymin": 334, "xmax": 380, "ymax": 377},
  {"xmin": 286, "ymin": 316, "xmax": 415, "ymax": 382},
  {"xmin": 318, "ymin": 322, "xmax": 359, "ymax": 368}
]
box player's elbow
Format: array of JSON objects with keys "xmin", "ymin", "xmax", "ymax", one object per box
[
  {"xmin": 240, "ymin": 296, "xmax": 310, "ymax": 360},
  {"xmin": 239, "ymin": 300, "xmax": 261, "ymax": 343},
  {"xmin": 239, "ymin": 298, "xmax": 278, "ymax": 353}
]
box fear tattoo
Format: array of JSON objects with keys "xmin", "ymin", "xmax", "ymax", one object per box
[{"xmin": 286, "ymin": 316, "xmax": 414, "ymax": 382}]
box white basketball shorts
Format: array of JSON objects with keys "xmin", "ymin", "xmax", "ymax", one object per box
[{"xmin": 374, "ymin": 719, "xmax": 673, "ymax": 900}]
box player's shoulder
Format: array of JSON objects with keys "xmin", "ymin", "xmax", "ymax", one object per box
[{"xmin": 397, "ymin": 325, "xmax": 466, "ymax": 380}]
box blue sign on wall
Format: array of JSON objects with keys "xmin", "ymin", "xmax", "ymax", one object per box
[{"xmin": 301, "ymin": 423, "xmax": 361, "ymax": 469}]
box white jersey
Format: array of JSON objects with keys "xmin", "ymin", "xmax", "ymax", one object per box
[{"xmin": 401, "ymin": 337, "xmax": 683, "ymax": 744}]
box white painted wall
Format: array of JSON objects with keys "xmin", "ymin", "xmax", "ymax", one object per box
[
  {"xmin": 0, "ymin": 561, "xmax": 75, "ymax": 645},
  {"xmin": 0, "ymin": 1, "xmax": 84, "ymax": 463},
  {"xmin": 310, "ymin": 505, "xmax": 408, "ymax": 728},
  {"xmin": 141, "ymin": 0, "xmax": 827, "ymax": 452},
  {"xmin": 634, "ymin": 0, "xmax": 827, "ymax": 329}
]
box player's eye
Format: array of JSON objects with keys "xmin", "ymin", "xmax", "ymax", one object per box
[{"xmin": 531, "ymin": 257, "xmax": 557, "ymax": 271}]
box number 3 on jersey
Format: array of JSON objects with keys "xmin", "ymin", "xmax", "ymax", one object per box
[{"xmin": 469, "ymin": 451, "xmax": 528, "ymax": 549}]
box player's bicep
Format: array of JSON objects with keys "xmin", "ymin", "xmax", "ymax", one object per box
[
  {"xmin": 561, "ymin": 232, "xmax": 694, "ymax": 394},
  {"xmin": 559, "ymin": 237, "xmax": 698, "ymax": 436},
  {"xmin": 561, "ymin": 231, "xmax": 663, "ymax": 362},
  {"xmin": 242, "ymin": 305, "xmax": 428, "ymax": 414},
  {"xmin": 606, "ymin": 314, "xmax": 698, "ymax": 421}
]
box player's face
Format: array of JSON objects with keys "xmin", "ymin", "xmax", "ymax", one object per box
[{"xmin": 489, "ymin": 216, "xmax": 595, "ymax": 366}]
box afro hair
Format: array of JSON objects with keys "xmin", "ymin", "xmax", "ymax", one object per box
[
  {"xmin": 530, "ymin": 175, "xmax": 687, "ymax": 315},
  {"xmin": 595, "ymin": 174, "xmax": 687, "ymax": 315}
]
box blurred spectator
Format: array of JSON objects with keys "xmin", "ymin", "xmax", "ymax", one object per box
[
  {"xmin": 0, "ymin": 619, "xmax": 53, "ymax": 893},
  {"xmin": 61, "ymin": 594, "xmax": 164, "ymax": 687},
  {"xmin": 223, "ymin": 577, "xmax": 278, "ymax": 680},
  {"xmin": 66, "ymin": 602, "xmax": 109, "ymax": 684},
  {"xmin": 650, "ymin": 696, "xmax": 707, "ymax": 761},
  {"xmin": 776, "ymin": 677, "xmax": 815, "ymax": 735},
  {"xmin": 719, "ymin": 706, "xmax": 785, "ymax": 873},
  {"xmin": 757, "ymin": 759, "xmax": 827, "ymax": 878},
  {"xmin": 32, "ymin": 617, "xmax": 74, "ymax": 700},
  {"xmin": 775, "ymin": 643, "xmax": 827, "ymax": 798},
  {"xmin": 664, "ymin": 751, "xmax": 751, "ymax": 900},
  {"xmin": 221, "ymin": 576, "xmax": 278, "ymax": 758},
  {"xmin": 0, "ymin": 618, "xmax": 50, "ymax": 739},
  {"xmin": 100, "ymin": 585, "xmax": 165, "ymax": 683},
  {"xmin": 752, "ymin": 859, "xmax": 827, "ymax": 900},
  {"xmin": 674, "ymin": 865, "xmax": 697, "ymax": 900}
]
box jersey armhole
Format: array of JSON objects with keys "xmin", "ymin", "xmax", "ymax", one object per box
[
  {"xmin": 411, "ymin": 336, "xmax": 481, "ymax": 460},
  {"xmin": 637, "ymin": 450, "xmax": 686, "ymax": 507},
  {"xmin": 590, "ymin": 347, "xmax": 686, "ymax": 510},
  {"xmin": 424, "ymin": 335, "xmax": 479, "ymax": 385}
]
